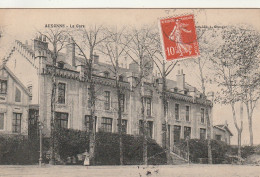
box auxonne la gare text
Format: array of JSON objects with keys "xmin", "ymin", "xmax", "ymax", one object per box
[{"xmin": 45, "ymin": 24, "xmax": 85, "ymax": 28}]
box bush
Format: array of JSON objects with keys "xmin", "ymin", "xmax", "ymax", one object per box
[
  {"xmin": 230, "ymin": 145, "xmax": 255, "ymax": 159},
  {"xmin": 54, "ymin": 128, "xmax": 166, "ymax": 165},
  {"xmin": 175, "ymin": 139, "xmax": 231, "ymax": 164},
  {"xmin": 0, "ymin": 129, "xmax": 166, "ymax": 165}
]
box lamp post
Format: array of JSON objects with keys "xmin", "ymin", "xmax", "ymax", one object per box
[
  {"xmin": 38, "ymin": 121, "xmax": 44, "ymax": 167},
  {"xmin": 186, "ymin": 135, "xmax": 190, "ymax": 164}
]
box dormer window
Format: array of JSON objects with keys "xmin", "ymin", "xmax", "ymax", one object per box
[
  {"xmin": 104, "ymin": 71, "xmax": 109, "ymax": 78},
  {"xmin": 184, "ymin": 90, "xmax": 188, "ymax": 95},
  {"xmin": 57, "ymin": 61, "xmax": 65, "ymax": 69},
  {"xmin": 174, "ymin": 88, "xmax": 178, "ymax": 93}
]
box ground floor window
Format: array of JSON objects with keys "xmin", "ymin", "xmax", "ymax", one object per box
[
  {"xmin": 215, "ymin": 134, "xmax": 222, "ymax": 141},
  {"xmin": 184, "ymin": 126, "xmax": 191, "ymax": 140},
  {"xmin": 13, "ymin": 113, "xmax": 22, "ymax": 133},
  {"xmin": 84, "ymin": 115, "xmax": 97, "ymax": 132},
  {"xmin": 101, "ymin": 117, "xmax": 112, "ymax": 132},
  {"xmin": 200, "ymin": 128, "xmax": 206, "ymax": 140},
  {"xmin": 139, "ymin": 120, "xmax": 153, "ymax": 138},
  {"xmin": 174, "ymin": 125, "xmax": 181, "ymax": 143},
  {"xmin": 0, "ymin": 113, "xmax": 4, "ymax": 130},
  {"xmin": 55, "ymin": 112, "xmax": 68, "ymax": 128},
  {"xmin": 117, "ymin": 119, "xmax": 127, "ymax": 134}
]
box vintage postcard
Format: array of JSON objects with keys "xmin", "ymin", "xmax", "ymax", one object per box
[{"xmin": 0, "ymin": 9, "xmax": 260, "ymax": 177}]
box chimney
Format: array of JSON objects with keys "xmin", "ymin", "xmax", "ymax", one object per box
[
  {"xmin": 66, "ymin": 38, "xmax": 76, "ymax": 67},
  {"xmin": 33, "ymin": 34, "xmax": 48, "ymax": 52},
  {"xmin": 93, "ymin": 53, "xmax": 99, "ymax": 64},
  {"xmin": 76, "ymin": 64, "xmax": 85, "ymax": 78},
  {"xmin": 207, "ymin": 91, "xmax": 214, "ymax": 101},
  {"xmin": 176, "ymin": 69, "xmax": 185, "ymax": 93},
  {"xmin": 225, "ymin": 120, "xmax": 228, "ymax": 127}
]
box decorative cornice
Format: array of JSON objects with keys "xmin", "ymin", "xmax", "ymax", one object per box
[
  {"xmin": 14, "ymin": 40, "xmax": 38, "ymax": 69},
  {"xmin": 42, "ymin": 65, "xmax": 130, "ymax": 90},
  {"xmin": 165, "ymin": 91, "xmax": 212, "ymax": 106}
]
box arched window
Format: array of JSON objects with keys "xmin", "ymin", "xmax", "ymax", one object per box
[{"xmin": 15, "ymin": 87, "xmax": 21, "ymax": 102}]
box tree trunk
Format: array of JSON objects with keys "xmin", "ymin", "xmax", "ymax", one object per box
[
  {"xmin": 248, "ymin": 115, "xmax": 253, "ymax": 146},
  {"xmin": 89, "ymin": 81, "xmax": 96, "ymax": 165},
  {"xmin": 140, "ymin": 83, "xmax": 148, "ymax": 165},
  {"xmin": 116, "ymin": 80, "xmax": 123, "ymax": 165},
  {"xmin": 49, "ymin": 53, "xmax": 57, "ymax": 165},
  {"xmin": 205, "ymin": 108, "xmax": 212, "ymax": 164},
  {"xmin": 246, "ymin": 102, "xmax": 253, "ymax": 146},
  {"xmin": 162, "ymin": 69, "xmax": 171, "ymax": 164},
  {"xmin": 237, "ymin": 130, "xmax": 242, "ymax": 158},
  {"xmin": 88, "ymin": 53, "xmax": 96, "ymax": 165}
]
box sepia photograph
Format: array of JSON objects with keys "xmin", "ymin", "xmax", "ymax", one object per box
[{"xmin": 0, "ymin": 9, "xmax": 260, "ymax": 176}]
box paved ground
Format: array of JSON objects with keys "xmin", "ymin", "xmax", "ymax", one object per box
[{"xmin": 0, "ymin": 164, "xmax": 260, "ymax": 177}]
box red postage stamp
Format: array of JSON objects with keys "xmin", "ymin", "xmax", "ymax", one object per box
[{"xmin": 159, "ymin": 14, "xmax": 200, "ymax": 61}]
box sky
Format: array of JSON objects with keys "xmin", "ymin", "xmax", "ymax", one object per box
[{"xmin": 0, "ymin": 9, "xmax": 259, "ymax": 145}]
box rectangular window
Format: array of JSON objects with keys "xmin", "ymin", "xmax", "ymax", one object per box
[
  {"xmin": 164, "ymin": 102, "xmax": 168, "ymax": 117},
  {"xmin": 147, "ymin": 121, "xmax": 153, "ymax": 138},
  {"xmin": 117, "ymin": 119, "xmax": 127, "ymax": 134},
  {"xmin": 55, "ymin": 112, "xmax": 68, "ymax": 128},
  {"xmin": 186, "ymin": 106, "xmax": 190, "ymax": 122},
  {"xmin": 101, "ymin": 117, "xmax": 112, "ymax": 132},
  {"xmin": 87, "ymin": 87, "xmax": 91, "ymax": 108},
  {"xmin": 84, "ymin": 115, "xmax": 97, "ymax": 132},
  {"xmin": 0, "ymin": 80, "xmax": 7, "ymax": 94},
  {"xmin": 0, "ymin": 113, "xmax": 4, "ymax": 130},
  {"xmin": 58, "ymin": 83, "xmax": 66, "ymax": 104},
  {"xmin": 12, "ymin": 113, "xmax": 22, "ymax": 133},
  {"xmin": 120, "ymin": 94, "xmax": 125, "ymax": 112},
  {"xmin": 201, "ymin": 108, "xmax": 205, "ymax": 123},
  {"xmin": 15, "ymin": 87, "xmax": 21, "ymax": 102},
  {"xmin": 184, "ymin": 126, "xmax": 191, "ymax": 139},
  {"xmin": 174, "ymin": 125, "xmax": 181, "ymax": 143},
  {"xmin": 139, "ymin": 120, "xmax": 153, "ymax": 138},
  {"xmin": 175, "ymin": 104, "xmax": 179, "ymax": 120},
  {"xmin": 215, "ymin": 135, "xmax": 222, "ymax": 141},
  {"xmin": 139, "ymin": 120, "xmax": 144, "ymax": 135},
  {"xmin": 146, "ymin": 98, "xmax": 152, "ymax": 116},
  {"xmin": 104, "ymin": 91, "xmax": 110, "ymax": 110},
  {"xmin": 200, "ymin": 128, "xmax": 206, "ymax": 140}
]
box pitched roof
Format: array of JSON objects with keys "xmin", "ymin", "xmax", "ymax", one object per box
[
  {"xmin": 214, "ymin": 124, "xmax": 233, "ymax": 136},
  {"xmin": 0, "ymin": 64, "xmax": 30, "ymax": 96}
]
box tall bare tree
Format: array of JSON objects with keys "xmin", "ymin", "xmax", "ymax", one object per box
[
  {"xmin": 124, "ymin": 27, "xmax": 155, "ymax": 165},
  {"xmin": 71, "ymin": 26, "xmax": 108, "ymax": 165},
  {"xmin": 147, "ymin": 32, "xmax": 178, "ymax": 164},
  {"xmin": 98, "ymin": 27, "xmax": 131, "ymax": 165},
  {"xmin": 183, "ymin": 27, "xmax": 222, "ymax": 164},
  {"xmin": 38, "ymin": 28, "xmax": 68, "ymax": 164},
  {"xmin": 211, "ymin": 26, "xmax": 251, "ymax": 158},
  {"xmin": 231, "ymin": 28, "xmax": 260, "ymax": 146}
]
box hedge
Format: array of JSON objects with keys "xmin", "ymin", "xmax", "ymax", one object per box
[
  {"xmin": 54, "ymin": 128, "xmax": 167, "ymax": 165},
  {"xmin": 174, "ymin": 139, "xmax": 231, "ymax": 163},
  {"xmin": 0, "ymin": 134, "xmax": 50, "ymax": 164}
]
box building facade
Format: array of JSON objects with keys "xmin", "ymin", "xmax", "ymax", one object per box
[
  {"xmin": 0, "ymin": 65, "xmax": 30, "ymax": 135},
  {"xmin": 213, "ymin": 123, "xmax": 233, "ymax": 145},
  {"xmin": 2, "ymin": 36, "xmax": 213, "ymax": 150}
]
